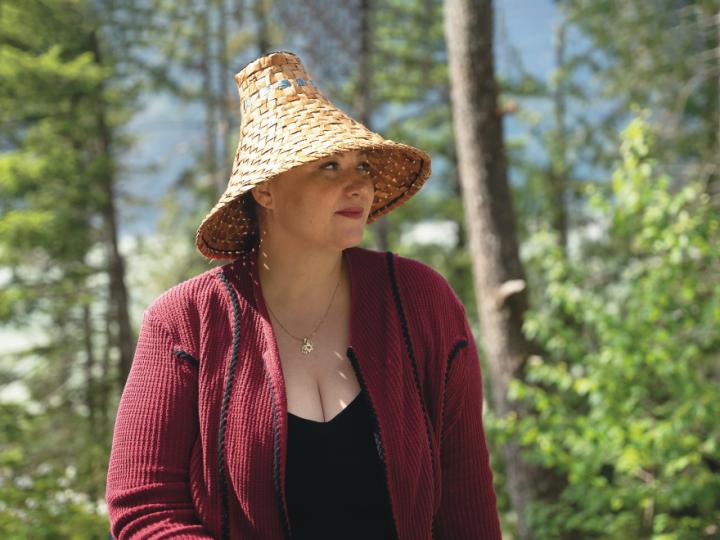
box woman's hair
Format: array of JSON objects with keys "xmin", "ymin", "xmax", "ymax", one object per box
[{"xmin": 241, "ymin": 191, "xmax": 261, "ymax": 249}]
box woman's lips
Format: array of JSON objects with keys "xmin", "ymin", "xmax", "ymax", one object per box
[{"xmin": 335, "ymin": 208, "xmax": 364, "ymax": 219}]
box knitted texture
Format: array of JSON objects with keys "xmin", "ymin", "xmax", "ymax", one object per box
[{"xmin": 106, "ymin": 247, "xmax": 502, "ymax": 539}]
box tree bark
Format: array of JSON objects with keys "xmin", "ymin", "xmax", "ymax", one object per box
[
  {"xmin": 82, "ymin": 302, "xmax": 100, "ymax": 502},
  {"xmin": 254, "ymin": 0, "xmax": 271, "ymax": 54},
  {"xmin": 82, "ymin": 303, "xmax": 97, "ymax": 433},
  {"xmin": 200, "ymin": 0, "xmax": 221, "ymax": 196},
  {"xmin": 354, "ymin": 0, "xmax": 389, "ymax": 250},
  {"xmin": 443, "ymin": 0, "xmax": 537, "ymax": 537},
  {"xmin": 551, "ymin": 21, "xmax": 569, "ymax": 252},
  {"xmin": 216, "ymin": 0, "xmax": 231, "ymax": 192},
  {"xmin": 712, "ymin": 7, "xmax": 720, "ymax": 204},
  {"xmin": 354, "ymin": 0, "xmax": 371, "ymax": 121},
  {"xmin": 89, "ymin": 30, "xmax": 135, "ymax": 389}
]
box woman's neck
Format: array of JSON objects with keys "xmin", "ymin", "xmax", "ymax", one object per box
[{"xmin": 256, "ymin": 235, "xmax": 345, "ymax": 309}]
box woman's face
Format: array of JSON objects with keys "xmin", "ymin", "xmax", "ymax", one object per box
[{"xmin": 252, "ymin": 149, "xmax": 375, "ymax": 252}]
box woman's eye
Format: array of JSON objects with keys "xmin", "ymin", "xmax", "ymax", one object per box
[{"xmin": 320, "ymin": 160, "xmax": 370, "ymax": 173}]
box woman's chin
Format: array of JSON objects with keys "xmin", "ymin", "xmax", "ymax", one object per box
[{"xmin": 333, "ymin": 230, "xmax": 365, "ymax": 250}]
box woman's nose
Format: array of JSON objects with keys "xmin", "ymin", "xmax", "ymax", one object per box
[{"xmin": 347, "ymin": 173, "xmax": 374, "ymax": 197}]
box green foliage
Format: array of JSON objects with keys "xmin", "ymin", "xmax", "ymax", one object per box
[
  {"xmin": 0, "ymin": 403, "xmax": 109, "ymax": 539},
  {"xmin": 495, "ymin": 115, "xmax": 720, "ymax": 539}
]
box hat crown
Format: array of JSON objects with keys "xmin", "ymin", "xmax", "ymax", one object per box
[{"xmin": 234, "ymin": 51, "xmax": 329, "ymax": 116}]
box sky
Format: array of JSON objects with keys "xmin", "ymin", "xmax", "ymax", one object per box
[{"xmin": 118, "ymin": 0, "xmax": 560, "ymax": 237}]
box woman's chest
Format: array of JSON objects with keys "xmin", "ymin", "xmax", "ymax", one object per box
[{"xmin": 275, "ymin": 310, "xmax": 361, "ymax": 423}]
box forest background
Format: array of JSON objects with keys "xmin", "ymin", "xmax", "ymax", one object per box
[{"xmin": 1, "ymin": 0, "xmax": 719, "ymax": 539}]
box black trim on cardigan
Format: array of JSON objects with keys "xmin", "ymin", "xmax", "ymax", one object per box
[
  {"xmin": 216, "ymin": 269, "xmax": 242, "ymax": 540},
  {"xmin": 269, "ymin": 370, "xmax": 292, "ymax": 539},
  {"xmin": 347, "ymin": 346, "xmax": 400, "ymax": 540},
  {"xmin": 385, "ymin": 251, "xmax": 438, "ymax": 538},
  {"xmin": 439, "ymin": 339, "xmax": 468, "ymax": 456},
  {"xmin": 434, "ymin": 338, "xmax": 468, "ymax": 539},
  {"xmin": 447, "ymin": 339, "xmax": 467, "ymax": 372},
  {"xmin": 173, "ymin": 349, "xmax": 199, "ymax": 369}
]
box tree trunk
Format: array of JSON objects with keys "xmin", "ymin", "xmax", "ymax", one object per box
[
  {"xmin": 83, "ymin": 303, "xmax": 97, "ymax": 434},
  {"xmin": 551, "ymin": 21, "xmax": 569, "ymax": 252},
  {"xmin": 254, "ymin": 0, "xmax": 271, "ymax": 54},
  {"xmin": 443, "ymin": 0, "xmax": 537, "ymax": 537},
  {"xmin": 354, "ymin": 0, "xmax": 372, "ymax": 128},
  {"xmin": 100, "ymin": 314, "xmax": 114, "ymax": 440},
  {"xmin": 216, "ymin": 0, "xmax": 231, "ymax": 191},
  {"xmin": 355, "ymin": 0, "xmax": 389, "ymax": 250},
  {"xmin": 89, "ymin": 30, "xmax": 135, "ymax": 389},
  {"xmin": 712, "ymin": 7, "xmax": 720, "ymax": 205},
  {"xmin": 82, "ymin": 303, "xmax": 99, "ymax": 502},
  {"xmin": 200, "ymin": 0, "xmax": 221, "ymax": 196}
]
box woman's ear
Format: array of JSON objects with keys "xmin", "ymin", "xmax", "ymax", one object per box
[{"xmin": 250, "ymin": 182, "xmax": 273, "ymax": 210}]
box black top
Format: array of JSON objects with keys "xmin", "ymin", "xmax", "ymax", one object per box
[{"xmin": 285, "ymin": 391, "xmax": 396, "ymax": 540}]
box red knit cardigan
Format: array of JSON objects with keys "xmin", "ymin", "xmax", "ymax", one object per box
[{"xmin": 106, "ymin": 247, "xmax": 502, "ymax": 539}]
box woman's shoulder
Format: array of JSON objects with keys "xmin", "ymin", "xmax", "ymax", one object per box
[
  {"xmin": 393, "ymin": 252, "xmax": 467, "ymax": 320},
  {"xmin": 348, "ymin": 247, "xmax": 465, "ymax": 318},
  {"xmin": 146, "ymin": 265, "xmax": 222, "ymax": 316},
  {"xmin": 347, "ymin": 246, "xmax": 448, "ymax": 282},
  {"xmin": 140, "ymin": 260, "xmax": 251, "ymax": 356},
  {"xmin": 391, "ymin": 252, "xmax": 453, "ymax": 288}
]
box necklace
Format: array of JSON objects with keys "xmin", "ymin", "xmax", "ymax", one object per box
[{"xmin": 265, "ymin": 269, "xmax": 342, "ymax": 355}]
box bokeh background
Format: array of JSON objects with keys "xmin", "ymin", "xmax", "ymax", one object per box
[{"xmin": 1, "ymin": 0, "xmax": 719, "ymax": 538}]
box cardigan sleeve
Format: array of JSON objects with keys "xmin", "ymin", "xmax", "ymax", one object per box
[
  {"xmin": 105, "ymin": 309, "xmax": 214, "ymax": 540},
  {"xmin": 435, "ymin": 315, "xmax": 503, "ymax": 539}
]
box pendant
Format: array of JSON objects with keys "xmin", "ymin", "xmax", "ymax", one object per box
[{"xmin": 300, "ymin": 337, "xmax": 314, "ymax": 355}]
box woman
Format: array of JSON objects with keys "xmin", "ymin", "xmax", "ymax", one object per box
[{"xmin": 106, "ymin": 51, "xmax": 502, "ymax": 540}]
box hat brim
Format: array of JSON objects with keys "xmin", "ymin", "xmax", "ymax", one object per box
[{"xmin": 195, "ymin": 139, "xmax": 430, "ymax": 260}]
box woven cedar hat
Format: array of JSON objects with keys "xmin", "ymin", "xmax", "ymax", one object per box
[{"xmin": 195, "ymin": 50, "xmax": 432, "ymax": 260}]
